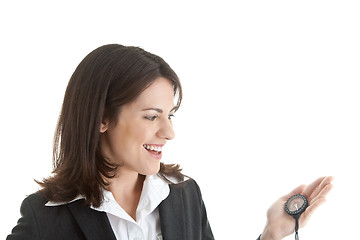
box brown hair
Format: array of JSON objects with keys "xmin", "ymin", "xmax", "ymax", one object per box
[{"xmin": 38, "ymin": 44, "xmax": 184, "ymax": 207}]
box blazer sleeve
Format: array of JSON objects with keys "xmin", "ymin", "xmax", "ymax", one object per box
[
  {"xmin": 192, "ymin": 180, "xmax": 214, "ymax": 239},
  {"xmin": 7, "ymin": 196, "xmax": 40, "ymax": 240}
]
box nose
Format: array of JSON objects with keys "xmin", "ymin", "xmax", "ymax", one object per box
[{"xmin": 157, "ymin": 118, "xmax": 175, "ymax": 140}]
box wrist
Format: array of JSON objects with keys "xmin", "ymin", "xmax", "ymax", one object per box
[{"xmin": 260, "ymin": 224, "xmax": 280, "ymax": 240}]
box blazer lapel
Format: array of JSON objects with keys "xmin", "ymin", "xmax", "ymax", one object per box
[
  {"xmin": 67, "ymin": 199, "xmax": 116, "ymax": 240},
  {"xmin": 159, "ymin": 184, "xmax": 186, "ymax": 240}
]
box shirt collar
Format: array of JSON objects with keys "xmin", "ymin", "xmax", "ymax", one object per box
[
  {"xmin": 135, "ymin": 174, "xmax": 170, "ymax": 220},
  {"xmin": 45, "ymin": 194, "xmax": 85, "ymax": 206},
  {"xmin": 94, "ymin": 174, "xmax": 170, "ymax": 222},
  {"xmin": 45, "ymin": 174, "xmax": 170, "ymax": 222}
]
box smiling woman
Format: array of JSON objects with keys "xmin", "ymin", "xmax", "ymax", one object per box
[
  {"xmin": 39, "ymin": 45, "xmax": 185, "ymax": 208},
  {"xmin": 6, "ymin": 44, "xmax": 214, "ymax": 240}
]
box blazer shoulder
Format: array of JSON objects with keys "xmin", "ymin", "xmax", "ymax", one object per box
[
  {"xmin": 170, "ymin": 178, "xmax": 203, "ymax": 195},
  {"xmin": 170, "ymin": 178, "xmax": 199, "ymax": 189},
  {"xmin": 8, "ymin": 191, "xmax": 115, "ymax": 240},
  {"xmin": 160, "ymin": 178, "xmax": 215, "ymax": 239},
  {"xmin": 23, "ymin": 191, "xmax": 49, "ymax": 207},
  {"xmin": 166, "ymin": 178, "xmax": 204, "ymax": 208},
  {"xmin": 6, "ymin": 191, "xmax": 47, "ymax": 240}
]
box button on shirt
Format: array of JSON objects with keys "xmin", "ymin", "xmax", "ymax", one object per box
[{"xmin": 45, "ymin": 174, "xmax": 170, "ymax": 240}]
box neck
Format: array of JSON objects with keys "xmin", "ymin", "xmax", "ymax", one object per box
[{"xmin": 106, "ymin": 170, "xmax": 146, "ymax": 221}]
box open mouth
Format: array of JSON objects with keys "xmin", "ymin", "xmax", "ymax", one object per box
[{"xmin": 143, "ymin": 144, "xmax": 162, "ymax": 155}]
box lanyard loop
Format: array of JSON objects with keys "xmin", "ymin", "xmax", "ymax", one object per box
[{"xmin": 294, "ymin": 218, "xmax": 299, "ymax": 240}]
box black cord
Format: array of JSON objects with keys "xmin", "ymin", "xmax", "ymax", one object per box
[{"xmin": 295, "ymin": 218, "xmax": 299, "ymax": 240}]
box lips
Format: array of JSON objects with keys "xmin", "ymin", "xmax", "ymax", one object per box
[
  {"xmin": 143, "ymin": 144, "xmax": 164, "ymax": 160},
  {"xmin": 143, "ymin": 144, "xmax": 162, "ymax": 154}
]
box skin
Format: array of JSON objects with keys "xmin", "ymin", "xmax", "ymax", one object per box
[
  {"xmin": 99, "ymin": 77, "xmax": 176, "ymax": 220},
  {"xmin": 98, "ymin": 76, "xmax": 334, "ymax": 236},
  {"xmin": 261, "ymin": 176, "xmax": 334, "ymax": 240}
]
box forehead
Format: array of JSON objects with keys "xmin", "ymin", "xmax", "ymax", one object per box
[{"xmin": 129, "ymin": 77, "xmax": 175, "ymax": 108}]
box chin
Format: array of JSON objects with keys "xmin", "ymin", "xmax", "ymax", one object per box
[{"xmin": 142, "ymin": 163, "xmax": 161, "ymax": 176}]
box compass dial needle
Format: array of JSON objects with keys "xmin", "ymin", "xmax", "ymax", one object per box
[{"xmin": 294, "ymin": 200, "xmax": 298, "ymax": 210}]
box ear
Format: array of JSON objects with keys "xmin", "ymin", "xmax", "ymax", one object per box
[{"xmin": 100, "ymin": 119, "xmax": 110, "ymax": 133}]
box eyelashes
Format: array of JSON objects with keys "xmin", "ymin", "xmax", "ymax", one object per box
[
  {"xmin": 144, "ymin": 114, "xmax": 175, "ymax": 121},
  {"xmin": 145, "ymin": 115, "xmax": 157, "ymax": 121}
]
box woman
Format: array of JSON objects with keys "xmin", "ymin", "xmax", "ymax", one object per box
[{"xmin": 7, "ymin": 44, "xmax": 333, "ymax": 240}]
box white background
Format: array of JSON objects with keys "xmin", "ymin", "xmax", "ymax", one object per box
[{"xmin": 1, "ymin": 1, "xmax": 359, "ymax": 239}]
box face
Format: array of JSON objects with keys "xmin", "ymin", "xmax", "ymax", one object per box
[{"xmin": 100, "ymin": 77, "xmax": 176, "ymax": 176}]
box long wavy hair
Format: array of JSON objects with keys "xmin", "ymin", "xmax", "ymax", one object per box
[{"xmin": 38, "ymin": 44, "xmax": 184, "ymax": 207}]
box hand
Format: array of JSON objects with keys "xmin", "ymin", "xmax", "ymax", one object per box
[{"xmin": 260, "ymin": 176, "xmax": 333, "ymax": 240}]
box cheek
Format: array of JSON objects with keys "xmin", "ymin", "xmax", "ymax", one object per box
[
  {"xmin": 122, "ymin": 122, "xmax": 153, "ymax": 148},
  {"xmin": 132, "ymin": 125, "xmax": 153, "ymax": 144}
]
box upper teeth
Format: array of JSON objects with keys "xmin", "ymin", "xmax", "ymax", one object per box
[{"xmin": 143, "ymin": 144, "xmax": 162, "ymax": 152}]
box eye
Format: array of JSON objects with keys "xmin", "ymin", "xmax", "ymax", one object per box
[{"xmin": 145, "ymin": 115, "xmax": 158, "ymax": 121}]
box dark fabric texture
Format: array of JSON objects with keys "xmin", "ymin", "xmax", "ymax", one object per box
[{"xmin": 7, "ymin": 179, "xmax": 215, "ymax": 240}]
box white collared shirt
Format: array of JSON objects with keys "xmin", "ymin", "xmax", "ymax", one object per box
[{"xmin": 46, "ymin": 174, "xmax": 170, "ymax": 240}]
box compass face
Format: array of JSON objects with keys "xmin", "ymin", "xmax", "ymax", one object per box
[{"xmin": 285, "ymin": 194, "xmax": 308, "ymax": 215}]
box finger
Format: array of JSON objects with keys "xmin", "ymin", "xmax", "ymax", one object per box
[
  {"xmin": 302, "ymin": 176, "xmax": 333, "ymax": 200},
  {"xmin": 282, "ymin": 184, "xmax": 306, "ymax": 200},
  {"xmin": 302, "ymin": 176, "xmax": 326, "ymax": 198},
  {"xmin": 308, "ymin": 176, "xmax": 334, "ymax": 201},
  {"xmin": 309, "ymin": 182, "xmax": 333, "ymax": 205}
]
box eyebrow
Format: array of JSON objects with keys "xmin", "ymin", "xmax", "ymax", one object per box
[{"xmin": 142, "ymin": 107, "xmax": 177, "ymax": 113}]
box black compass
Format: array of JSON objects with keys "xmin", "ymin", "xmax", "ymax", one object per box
[{"xmin": 285, "ymin": 194, "xmax": 308, "ymax": 240}]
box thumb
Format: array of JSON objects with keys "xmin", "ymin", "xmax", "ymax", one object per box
[{"xmin": 299, "ymin": 197, "xmax": 326, "ymax": 227}]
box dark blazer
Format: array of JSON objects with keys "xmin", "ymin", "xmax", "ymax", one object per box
[{"xmin": 7, "ymin": 179, "xmax": 214, "ymax": 240}]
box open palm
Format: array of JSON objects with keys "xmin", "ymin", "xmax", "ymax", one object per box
[{"xmin": 261, "ymin": 176, "xmax": 333, "ymax": 240}]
